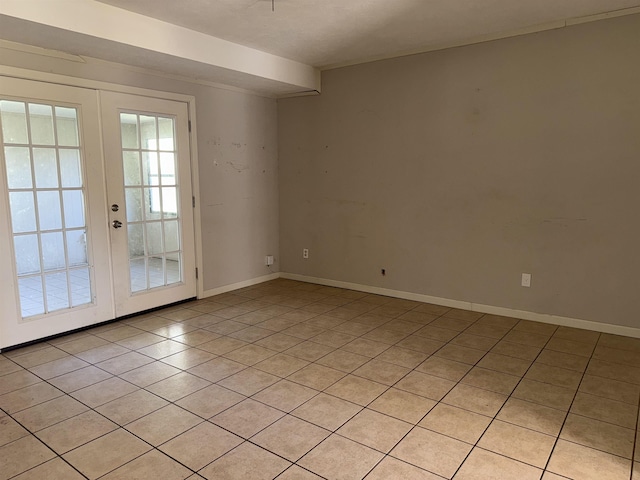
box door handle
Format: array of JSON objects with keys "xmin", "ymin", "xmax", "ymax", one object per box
[{"xmin": 112, "ymin": 220, "xmax": 123, "ymax": 229}]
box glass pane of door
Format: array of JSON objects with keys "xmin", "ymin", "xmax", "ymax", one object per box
[
  {"xmin": 119, "ymin": 112, "xmax": 182, "ymax": 293},
  {"xmin": 1, "ymin": 100, "xmax": 92, "ymax": 318}
]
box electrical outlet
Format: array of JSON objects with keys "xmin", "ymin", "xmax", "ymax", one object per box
[
  {"xmin": 521, "ymin": 273, "xmax": 531, "ymax": 287},
  {"xmin": 303, "ymin": 248, "xmax": 309, "ymax": 259},
  {"xmin": 265, "ymin": 255, "xmax": 274, "ymax": 266}
]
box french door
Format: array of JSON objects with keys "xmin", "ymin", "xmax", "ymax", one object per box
[{"xmin": 0, "ymin": 78, "xmax": 196, "ymax": 349}]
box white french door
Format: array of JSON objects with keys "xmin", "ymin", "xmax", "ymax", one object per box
[
  {"xmin": 101, "ymin": 91, "xmax": 195, "ymax": 318},
  {"xmin": 0, "ymin": 78, "xmax": 196, "ymax": 349}
]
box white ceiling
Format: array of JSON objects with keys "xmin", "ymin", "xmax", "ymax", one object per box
[
  {"xmin": 95, "ymin": 0, "xmax": 640, "ymax": 68},
  {"xmin": 1, "ymin": 0, "xmax": 639, "ymax": 96}
]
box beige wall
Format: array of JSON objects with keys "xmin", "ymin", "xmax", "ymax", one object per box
[
  {"xmin": 1, "ymin": 49, "xmax": 280, "ymax": 292},
  {"xmin": 278, "ymin": 14, "xmax": 640, "ymax": 328}
]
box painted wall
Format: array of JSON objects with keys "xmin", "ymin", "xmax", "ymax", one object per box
[
  {"xmin": 1, "ymin": 48, "xmax": 280, "ymax": 293},
  {"xmin": 278, "ymin": 14, "xmax": 640, "ymax": 328}
]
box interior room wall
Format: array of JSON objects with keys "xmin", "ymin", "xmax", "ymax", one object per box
[
  {"xmin": 1, "ymin": 48, "xmax": 280, "ymax": 293},
  {"xmin": 278, "ymin": 14, "xmax": 640, "ymax": 329}
]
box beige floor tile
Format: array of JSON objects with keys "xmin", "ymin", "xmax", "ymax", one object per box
[
  {"xmin": 95, "ymin": 351, "xmax": 155, "ymax": 375},
  {"xmin": 454, "ymin": 447, "xmax": 542, "ymax": 480},
  {"xmin": 299, "ymin": 434, "xmax": 383, "ymax": 480},
  {"xmin": 0, "ymin": 435, "xmax": 56, "ymax": 479},
  {"xmin": 127, "ymin": 404, "xmax": 202, "ymax": 446},
  {"xmin": 161, "ymin": 349, "xmax": 217, "ymax": 370},
  {"xmin": 560, "ymin": 413, "xmax": 635, "ymax": 458},
  {"xmin": 115, "ymin": 332, "xmax": 165, "ymax": 350},
  {"xmin": 145, "ymin": 372, "xmax": 211, "ymax": 402},
  {"xmin": 36, "ymin": 410, "xmax": 118, "ymax": 454},
  {"xmin": 443, "ymin": 309, "xmax": 483, "ymax": 322},
  {"xmin": 0, "ymin": 412, "xmax": 29, "ymax": 447},
  {"xmin": 496, "ymin": 397, "xmax": 567, "ymax": 436},
  {"xmin": 176, "ymin": 384, "xmax": 245, "ymax": 418},
  {"xmin": 547, "ymin": 439, "xmax": 631, "ymax": 480},
  {"xmin": 316, "ymin": 349, "xmax": 370, "ymax": 373},
  {"xmin": 330, "ymin": 320, "xmax": 377, "ymax": 336},
  {"xmin": 325, "ymin": 375, "xmax": 388, "ymax": 406},
  {"xmin": 276, "ymin": 465, "xmax": 324, "ymax": 479},
  {"xmin": 420, "ymin": 403, "xmax": 491, "ymax": 444},
  {"xmin": 223, "ymin": 344, "xmax": 278, "ymax": 366},
  {"xmin": 204, "ymin": 320, "xmax": 249, "ymax": 336},
  {"xmin": 442, "ymin": 384, "xmax": 507, "ymax": 416},
  {"xmin": 478, "ymin": 420, "xmax": 555, "ymax": 468},
  {"xmin": 451, "ymin": 333, "xmax": 499, "ymax": 351},
  {"xmin": 598, "ymin": 334, "xmax": 640, "ymax": 352},
  {"xmin": 254, "ymin": 333, "xmax": 304, "ymax": 352},
  {"xmin": 101, "ymin": 450, "xmax": 192, "ymax": 480},
  {"xmin": 502, "ymin": 330, "xmax": 550, "ymax": 349},
  {"xmin": 187, "ymin": 357, "xmax": 245, "ymax": 383},
  {"xmin": 374, "ymin": 346, "xmax": 427, "ymax": 368},
  {"xmin": 490, "ymin": 340, "xmax": 541, "ymax": 361},
  {"xmin": 199, "ymin": 441, "xmax": 291, "ymax": 480},
  {"xmin": 353, "ymin": 359, "xmax": 410, "ymax": 385},
  {"xmin": 11, "ymin": 346, "xmax": 69, "ymax": 369},
  {"xmin": 434, "ymin": 344, "xmax": 486, "ymax": 365},
  {"xmin": 254, "ymin": 353, "xmax": 309, "ymax": 377},
  {"xmin": 513, "ymin": 320, "xmax": 557, "ymax": 336},
  {"xmin": 414, "ymin": 303, "xmax": 451, "ymax": 315},
  {"xmin": 0, "ymin": 382, "xmax": 63, "ymax": 414},
  {"xmin": 93, "ymin": 325, "xmax": 142, "ymax": 342},
  {"xmin": 430, "ymin": 317, "xmax": 475, "ymax": 332},
  {"xmin": 593, "ymin": 345, "xmax": 640, "ymax": 368},
  {"xmin": 252, "ymin": 379, "xmax": 318, "ymax": 412},
  {"xmin": 12, "ymin": 395, "xmax": 89, "ymax": 432},
  {"xmin": 12, "ymin": 457, "xmax": 86, "ymax": 480},
  {"xmin": 197, "ymin": 336, "xmax": 247, "ymax": 354},
  {"xmin": 476, "ymin": 353, "xmax": 531, "ymax": 377},
  {"xmin": 579, "ymin": 374, "xmax": 640, "ymax": 405},
  {"xmin": 292, "ymin": 393, "xmax": 362, "ymax": 431},
  {"xmin": 95, "ymin": 389, "xmax": 169, "ymax": 425},
  {"xmin": 159, "ymin": 422, "xmax": 242, "ymax": 470},
  {"xmin": 310, "ymin": 330, "xmax": 357, "ymax": 348},
  {"xmin": 0, "ymin": 370, "xmax": 41, "ymax": 396},
  {"xmin": 252, "ymin": 415, "xmax": 330, "ymax": 461},
  {"xmin": 281, "ymin": 323, "xmax": 326, "ymax": 340},
  {"xmin": 464, "ymin": 323, "xmax": 511, "ymax": 339},
  {"xmin": 75, "ymin": 344, "xmax": 130, "ymax": 364},
  {"xmin": 228, "ymin": 326, "xmax": 276, "ymax": 343},
  {"xmin": 541, "ymin": 472, "xmax": 569, "ymax": 480},
  {"xmin": 28, "ymin": 356, "xmax": 89, "ymax": 380},
  {"xmin": 58, "ymin": 335, "xmax": 110, "ymax": 354},
  {"xmin": 136, "ymin": 340, "xmax": 190, "ymax": 360},
  {"xmin": 570, "ymin": 392, "xmax": 637, "ymax": 428},
  {"xmin": 63, "ymin": 428, "xmax": 152, "ymax": 479},
  {"xmin": 71, "ymin": 377, "xmax": 139, "ymax": 407},
  {"xmin": 525, "ymin": 363, "xmax": 582, "ymax": 390},
  {"xmin": 635, "ymin": 462, "xmax": 640, "ymax": 480},
  {"xmin": 342, "ymin": 338, "xmax": 393, "ymax": 356},
  {"xmin": 536, "ymin": 349, "xmax": 590, "ymax": 372},
  {"xmin": 287, "ymin": 363, "xmax": 345, "ymax": 390},
  {"xmin": 398, "ymin": 310, "xmax": 439, "ymax": 325},
  {"xmin": 587, "ymin": 359, "xmax": 640, "ymax": 385},
  {"xmin": 0, "ymin": 358, "xmax": 22, "ymax": 377},
  {"xmin": 284, "ymin": 340, "xmax": 336, "ymax": 361},
  {"xmin": 395, "ymin": 371, "xmax": 456, "ymax": 401},
  {"xmin": 546, "ymin": 337, "xmax": 595, "ymax": 357},
  {"xmin": 366, "ymin": 456, "xmax": 442, "ymax": 480},
  {"xmin": 461, "ymin": 367, "xmax": 520, "ymax": 395},
  {"xmin": 119, "ymin": 361, "xmax": 181, "ymax": 388},
  {"xmin": 512, "ymin": 379, "xmax": 575, "ymax": 411},
  {"xmin": 391, "ymin": 426, "xmax": 472, "ymax": 478},
  {"xmin": 415, "ymin": 356, "xmax": 472, "ymax": 382},
  {"xmin": 553, "ymin": 326, "xmax": 600, "ymax": 345},
  {"xmin": 48, "ymin": 365, "xmax": 113, "ymax": 392},
  {"xmin": 337, "ymin": 408, "xmax": 411, "ymax": 453},
  {"xmin": 217, "ymin": 367, "xmax": 280, "ymax": 396},
  {"xmin": 395, "ymin": 336, "xmax": 444, "ymax": 355},
  {"xmin": 362, "ymin": 327, "xmax": 409, "ymax": 344},
  {"xmin": 369, "ymin": 387, "xmax": 436, "ymax": 424},
  {"xmin": 415, "ymin": 325, "xmax": 460, "ymax": 342},
  {"xmin": 211, "ymin": 398, "xmax": 284, "ymax": 438}
]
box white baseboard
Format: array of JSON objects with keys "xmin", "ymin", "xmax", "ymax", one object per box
[
  {"xmin": 280, "ymin": 273, "xmax": 640, "ymax": 339},
  {"xmin": 201, "ymin": 273, "xmax": 281, "ymax": 298}
]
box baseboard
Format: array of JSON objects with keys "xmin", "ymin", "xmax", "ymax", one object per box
[
  {"xmin": 201, "ymin": 272, "xmax": 281, "ymax": 298},
  {"xmin": 280, "ymin": 273, "xmax": 640, "ymax": 339}
]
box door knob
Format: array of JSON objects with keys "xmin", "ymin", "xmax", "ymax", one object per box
[{"xmin": 112, "ymin": 220, "xmax": 123, "ymax": 229}]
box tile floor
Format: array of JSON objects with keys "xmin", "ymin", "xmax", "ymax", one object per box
[{"xmin": 1, "ymin": 279, "xmax": 639, "ymax": 479}]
